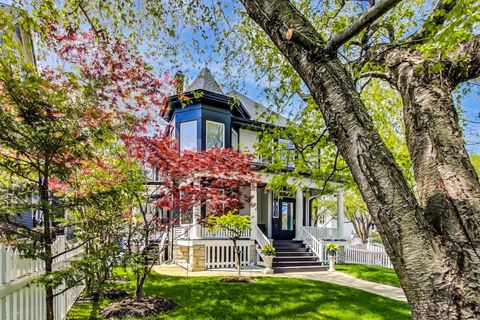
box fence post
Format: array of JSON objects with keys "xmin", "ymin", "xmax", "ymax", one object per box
[{"xmin": 0, "ymin": 245, "xmax": 6, "ymax": 284}]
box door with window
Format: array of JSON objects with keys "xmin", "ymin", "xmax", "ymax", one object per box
[{"xmin": 272, "ymin": 198, "xmax": 295, "ymax": 240}]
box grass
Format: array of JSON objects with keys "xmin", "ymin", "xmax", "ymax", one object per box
[
  {"xmin": 335, "ymin": 264, "xmax": 401, "ymax": 287},
  {"xmin": 67, "ymin": 268, "xmax": 410, "ymax": 320}
]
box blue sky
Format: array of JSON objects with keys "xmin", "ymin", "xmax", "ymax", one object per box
[
  {"xmin": 8, "ymin": 0, "xmax": 478, "ymax": 154},
  {"xmin": 172, "ymin": 60, "xmax": 479, "ymax": 154}
]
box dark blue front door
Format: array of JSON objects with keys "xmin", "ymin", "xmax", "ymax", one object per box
[{"xmin": 272, "ymin": 199, "xmax": 295, "ymax": 240}]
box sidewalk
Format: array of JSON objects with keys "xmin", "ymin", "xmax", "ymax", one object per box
[
  {"xmin": 152, "ymin": 264, "xmax": 407, "ymax": 302},
  {"xmin": 274, "ymin": 271, "xmax": 407, "ymax": 302}
]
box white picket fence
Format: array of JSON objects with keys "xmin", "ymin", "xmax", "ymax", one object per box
[
  {"xmin": 344, "ymin": 243, "xmax": 392, "ymax": 268},
  {"xmin": 0, "ymin": 236, "xmax": 85, "ymax": 320},
  {"xmin": 205, "ymin": 243, "xmax": 251, "ymax": 269}
]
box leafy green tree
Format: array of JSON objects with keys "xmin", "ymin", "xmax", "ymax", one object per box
[
  {"xmin": 208, "ymin": 211, "xmax": 252, "ymax": 277},
  {"xmin": 0, "ymin": 47, "xmax": 121, "ymax": 320},
  {"xmin": 344, "ymin": 188, "xmax": 372, "ymax": 244}
]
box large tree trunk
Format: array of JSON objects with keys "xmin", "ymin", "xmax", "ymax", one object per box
[
  {"xmin": 381, "ymin": 44, "xmax": 480, "ymax": 318},
  {"xmin": 238, "ymin": 0, "xmax": 480, "ymax": 318}
]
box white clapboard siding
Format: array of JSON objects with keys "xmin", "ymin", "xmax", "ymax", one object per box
[
  {"xmin": 0, "ymin": 236, "xmax": 84, "ymax": 320},
  {"xmin": 345, "ymin": 244, "xmax": 392, "ymax": 268},
  {"xmin": 205, "ymin": 244, "xmax": 250, "ymax": 269}
]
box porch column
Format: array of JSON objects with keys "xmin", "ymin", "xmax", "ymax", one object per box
[
  {"xmin": 294, "ymin": 188, "xmax": 303, "ymax": 240},
  {"xmin": 337, "ymin": 188, "xmax": 345, "ymax": 239},
  {"xmin": 191, "ymin": 205, "xmax": 200, "ymax": 239},
  {"xmin": 267, "ymin": 190, "xmax": 273, "ymax": 239},
  {"xmin": 250, "ymin": 182, "xmax": 257, "ymax": 240}
]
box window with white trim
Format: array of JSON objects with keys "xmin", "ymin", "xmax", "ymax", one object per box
[
  {"xmin": 231, "ymin": 129, "xmax": 239, "ymax": 149},
  {"xmin": 180, "ymin": 120, "xmax": 197, "ymax": 152},
  {"xmin": 206, "ymin": 121, "xmax": 225, "ymax": 149}
]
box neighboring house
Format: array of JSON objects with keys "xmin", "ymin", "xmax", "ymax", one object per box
[
  {"xmin": 0, "ymin": 3, "xmax": 36, "ymax": 65},
  {"xmin": 155, "ymin": 67, "xmax": 348, "ymax": 272},
  {"xmin": 0, "ymin": 3, "xmax": 38, "ymax": 231}
]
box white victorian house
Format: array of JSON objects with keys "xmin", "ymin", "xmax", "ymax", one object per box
[{"xmin": 153, "ymin": 68, "xmax": 349, "ymax": 272}]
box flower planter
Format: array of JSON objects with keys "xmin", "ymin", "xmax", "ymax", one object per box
[
  {"xmin": 328, "ymin": 254, "xmax": 336, "ymax": 272},
  {"xmin": 325, "ymin": 244, "xmax": 338, "ymax": 272},
  {"xmin": 263, "ymin": 255, "xmax": 274, "ymax": 274}
]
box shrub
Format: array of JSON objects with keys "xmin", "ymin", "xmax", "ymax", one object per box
[{"xmin": 261, "ymin": 245, "xmax": 276, "ymax": 256}]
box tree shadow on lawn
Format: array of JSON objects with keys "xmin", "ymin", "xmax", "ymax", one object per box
[{"xmin": 68, "ymin": 270, "xmax": 411, "ymax": 320}]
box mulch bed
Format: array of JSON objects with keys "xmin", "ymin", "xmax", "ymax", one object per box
[
  {"xmin": 101, "ymin": 296, "xmax": 177, "ymax": 319},
  {"xmin": 77, "ymin": 289, "xmax": 129, "ymax": 302},
  {"xmin": 219, "ymin": 276, "xmax": 255, "ymax": 283}
]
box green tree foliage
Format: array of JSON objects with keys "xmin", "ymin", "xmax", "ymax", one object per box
[
  {"xmin": 470, "ymin": 154, "xmax": 480, "ymax": 177},
  {"xmin": 208, "ymin": 211, "xmax": 251, "ymax": 277}
]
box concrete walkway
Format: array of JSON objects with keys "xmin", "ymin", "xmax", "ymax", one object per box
[
  {"xmin": 273, "ymin": 271, "xmax": 406, "ymax": 302},
  {"xmin": 152, "ymin": 265, "xmax": 407, "ymax": 302}
]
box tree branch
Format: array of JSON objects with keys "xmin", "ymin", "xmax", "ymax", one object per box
[
  {"xmin": 358, "ymin": 71, "xmax": 391, "ymax": 81},
  {"xmin": 449, "ymin": 35, "xmax": 480, "ymax": 86},
  {"xmin": 326, "ymin": 0, "xmax": 403, "ymax": 51},
  {"xmin": 409, "ymin": 0, "xmax": 459, "ymax": 42}
]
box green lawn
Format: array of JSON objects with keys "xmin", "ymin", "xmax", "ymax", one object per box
[
  {"xmin": 335, "ymin": 264, "xmax": 401, "ymax": 287},
  {"xmin": 67, "ymin": 268, "xmax": 410, "ymax": 320}
]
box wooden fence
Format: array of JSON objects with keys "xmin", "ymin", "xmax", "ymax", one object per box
[
  {"xmin": 205, "ymin": 242, "xmax": 252, "ymax": 269},
  {"xmin": 344, "ymin": 244, "xmax": 392, "ymax": 268},
  {"xmin": 0, "ymin": 236, "xmax": 84, "ymax": 320}
]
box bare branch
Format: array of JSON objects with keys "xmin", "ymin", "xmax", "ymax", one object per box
[{"xmin": 326, "ymin": 0, "xmax": 403, "ymax": 51}]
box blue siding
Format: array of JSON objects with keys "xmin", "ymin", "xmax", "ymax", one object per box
[
  {"xmin": 172, "ymin": 102, "xmax": 234, "ymax": 151},
  {"xmin": 174, "ymin": 103, "xmax": 203, "ymax": 151}
]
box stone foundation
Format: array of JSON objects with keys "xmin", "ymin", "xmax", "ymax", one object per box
[
  {"xmin": 172, "ymin": 244, "xmax": 206, "ymax": 271},
  {"xmin": 188, "ymin": 244, "xmax": 205, "ymax": 271}
]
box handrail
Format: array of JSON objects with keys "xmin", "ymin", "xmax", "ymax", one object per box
[
  {"xmin": 300, "ymin": 226, "xmax": 324, "ymax": 263},
  {"xmin": 254, "ymin": 224, "xmax": 271, "ymax": 248}
]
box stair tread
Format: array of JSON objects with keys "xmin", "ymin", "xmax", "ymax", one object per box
[{"xmin": 273, "ymin": 265, "xmax": 328, "ymax": 273}]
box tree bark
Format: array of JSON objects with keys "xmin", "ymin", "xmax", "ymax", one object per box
[
  {"xmin": 40, "ymin": 166, "xmax": 54, "ymax": 320},
  {"xmin": 379, "ymin": 43, "xmax": 480, "ymax": 318},
  {"xmin": 232, "ymin": 238, "xmax": 241, "ymax": 278},
  {"xmin": 238, "ymin": 0, "xmax": 480, "ymax": 318}
]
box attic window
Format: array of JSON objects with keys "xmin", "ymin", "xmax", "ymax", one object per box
[{"xmin": 206, "ymin": 121, "xmax": 224, "ymax": 149}]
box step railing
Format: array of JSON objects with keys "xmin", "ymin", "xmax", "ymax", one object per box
[
  {"xmin": 300, "ymin": 227, "xmax": 324, "ymax": 263},
  {"xmin": 253, "ymin": 225, "xmax": 272, "ymax": 266}
]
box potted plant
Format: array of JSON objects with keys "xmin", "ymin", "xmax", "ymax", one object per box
[
  {"xmin": 326, "ymin": 243, "xmax": 338, "ymax": 272},
  {"xmin": 261, "ymin": 245, "xmax": 276, "ymax": 274}
]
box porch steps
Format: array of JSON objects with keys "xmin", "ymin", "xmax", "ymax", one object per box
[{"xmin": 272, "ymin": 240, "xmax": 327, "ymax": 273}]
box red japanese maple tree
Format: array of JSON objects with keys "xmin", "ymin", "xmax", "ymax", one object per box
[{"xmin": 123, "ymin": 132, "xmax": 258, "ymax": 298}]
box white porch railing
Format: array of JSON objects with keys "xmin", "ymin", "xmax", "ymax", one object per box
[
  {"xmin": 303, "ymin": 226, "xmax": 339, "ymax": 240},
  {"xmin": 300, "ymin": 227, "xmax": 324, "ymax": 263},
  {"xmin": 253, "ymin": 225, "xmax": 271, "ymax": 248},
  {"xmin": 174, "ymin": 225, "xmax": 191, "ymax": 239},
  {"xmin": 200, "ymin": 226, "xmax": 251, "ymax": 239},
  {"xmin": 345, "ymin": 244, "xmax": 392, "ymax": 268},
  {"xmin": 253, "ymin": 225, "xmax": 272, "ymax": 266}
]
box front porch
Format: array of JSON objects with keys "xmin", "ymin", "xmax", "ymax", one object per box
[{"xmin": 171, "ymin": 180, "xmax": 348, "ymax": 272}]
